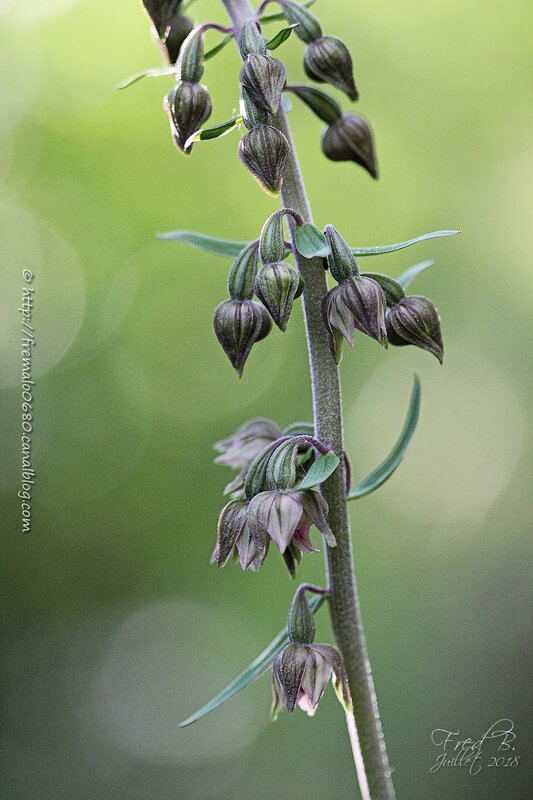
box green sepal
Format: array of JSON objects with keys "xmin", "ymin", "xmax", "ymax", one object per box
[
  {"xmin": 298, "ymin": 452, "xmax": 340, "ymax": 490},
  {"xmin": 348, "ymin": 374, "xmax": 421, "ymax": 500},
  {"xmin": 294, "ymin": 223, "xmax": 330, "ymax": 258},
  {"xmin": 286, "ymin": 83, "xmax": 342, "ymax": 125},
  {"xmin": 184, "ymin": 115, "xmax": 242, "ymax": 149},
  {"xmin": 396, "ymin": 259, "xmax": 435, "ymax": 289},
  {"xmin": 288, "ymin": 587, "xmax": 316, "ymax": 644},
  {"xmin": 177, "ymin": 26, "xmax": 205, "ymax": 83},
  {"xmin": 361, "ymin": 272, "xmax": 405, "ymax": 306},
  {"xmin": 265, "ymin": 24, "xmax": 299, "ymax": 50},
  {"xmin": 351, "ymin": 230, "xmax": 461, "ymax": 258},
  {"xmin": 178, "ymin": 594, "xmax": 325, "ymax": 727},
  {"xmin": 259, "ymin": 208, "xmax": 303, "ymax": 264},
  {"xmin": 228, "ymin": 240, "xmax": 260, "ymax": 300}
]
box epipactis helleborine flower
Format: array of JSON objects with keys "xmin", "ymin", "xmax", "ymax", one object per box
[
  {"xmin": 213, "ymin": 489, "xmax": 336, "ymax": 572},
  {"xmin": 214, "ymin": 418, "xmax": 282, "ymax": 470},
  {"xmin": 271, "ymin": 642, "xmax": 352, "ymax": 719},
  {"xmin": 322, "ymin": 276, "xmax": 388, "ymax": 362}
]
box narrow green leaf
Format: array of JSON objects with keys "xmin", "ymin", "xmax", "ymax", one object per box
[
  {"xmin": 184, "ymin": 116, "xmax": 241, "ymax": 149},
  {"xmin": 294, "ymin": 223, "xmax": 330, "ymax": 258},
  {"xmin": 260, "ymin": 0, "xmax": 316, "ymax": 24},
  {"xmin": 179, "ymin": 594, "xmax": 325, "ymax": 727},
  {"xmin": 156, "ymin": 231, "xmax": 249, "ymax": 258},
  {"xmin": 348, "ymin": 374, "xmax": 421, "ymax": 500},
  {"xmin": 396, "ymin": 259, "xmax": 435, "ymax": 289},
  {"xmin": 117, "ymin": 65, "xmax": 177, "ymax": 90},
  {"xmin": 205, "ymin": 33, "xmax": 232, "ymax": 60},
  {"xmin": 298, "ymin": 452, "xmax": 340, "ymax": 490},
  {"xmin": 351, "ymin": 230, "xmax": 460, "ymax": 257},
  {"xmin": 265, "ymin": 24, "xmax": 299, "ymax": 50}
]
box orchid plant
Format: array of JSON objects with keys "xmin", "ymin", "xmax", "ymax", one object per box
[{"xmin": 126, "ymin": 1, "xmax": 458, "ymax": 796}]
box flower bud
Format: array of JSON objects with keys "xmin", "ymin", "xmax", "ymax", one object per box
[
  {"xmin": 177, "ymin": 26, "xmax": 205, "ymax": 83},
  {"xmin": 304, "ymin": 36, "xmax": 358, "ymax": 101},
  {"xmin": 238, "ymin": 124, "xmax": 290, "ymax": 196},
  {"xmin": 239, "ymin": 88, "xmax": 271, "ymax": 130},
  {"xmin": 255, "ymin": 262, "xmax": 302, "ymax": 331},
  {"xmin": 228, "ymin": 240, "xmax": 260, "ymax": 301},
  {"xmin": 322, "ymin": 276, "xmax": 388, "ymax": 361},
  {"xmin": 164, "ymin": 81, "xmax": 212, "ymax": 154},
  {"xmin": 238, "ymin": 19, "xmax": 267, "ymax": 58},
  {"xmin": 239, "ymin": 54, "xmax": 287, "ymax": 114},
  {"xmin": 213, "ymin": 299, "xmax": 272, "ymax": 376},
  {"xmin": 259, "ymin": 208, "xmax": 303, "ymax": 265},
  {"xmin": 279, "ymin": 0, "xmax": 323, "ymax": 44},
  {"xmin": 163, "ymin": 12, "xmax": 194, "ymax": 63},
  {"xmin": 287, "ymin": 587, "xmax": 316, "ymax": 645},
  {"xmin": 386, "ymin": 295, "xmax": 444, "ymax": 363},
  {"xmin": 322, "ymin": 113, "xmax": 378, "ymax": 179},
  {"xmin": 324, "ymin": 224, "xmax": 359, "ymax": 282}
]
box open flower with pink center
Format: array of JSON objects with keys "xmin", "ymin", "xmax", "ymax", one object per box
[{"xmin": 271, "ymin": 642, "xmax": 352, "ymax": 719}]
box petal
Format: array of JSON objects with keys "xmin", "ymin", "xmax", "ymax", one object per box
[
  {"xmin": 266, "ymin": 493, "xmax": 303, "ymax": 552},
  {"xmin": 329, "ymin": 288, "xmax": 356, "ymax": 346},
  {"xmin": 301, "ymin": 647, "xmax": 333, "ymax": 706},
  {"xmin": 312, "ymin": 644, "xmax": 353, "ymax": 713},
  {"xmin": 235, "ymin": 523, "xmax": 259, "ymax": 570},
  {"xmin": 215, "ymin": 500, "xmax": 248, "ymax": 567},
  {"xmin": 292, "ymin": 523, "xmax": 320, "ymax": 554},
  {"xmin": 297, "ymin": 690, "xmax": 317, "ymax": 717},
  {"xmin": 247, "ymin": 491, "xmax": 275, "ymax": 558},
  {"xmin": 276, "ymin": 644, "xmax": 309, "ymax": 713},
  {"xmin": 299, "ymin": 491, "xmax": 336, "ymax": 547}
]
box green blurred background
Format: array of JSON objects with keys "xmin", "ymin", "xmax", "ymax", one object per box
[{"xmin": 1, "ymin": 0, "xmax": 531, "ymax": 798}]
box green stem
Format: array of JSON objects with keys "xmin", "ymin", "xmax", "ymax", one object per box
[{"xmin": 222, "ymin": 2, "xmax": 395, "ymax": 798}]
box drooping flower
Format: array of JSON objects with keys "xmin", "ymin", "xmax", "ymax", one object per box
[
  {"xmin": 303, "ymin": 36, "xmax": 358, "ymax": 101},
  {"xmin": 322, "ymin": 113, "xmax": 378, "ymax": 179},
  {"xmin": 212, "ymin": 489, "xmax": 335, "ymax": 573},
  {"xmin": 321, "ymin": 225, "xmax": 388, "ymax": 361},
  {"xmin": 237, "ymin": 124, "xmax": 290, "ymax": 196},
  {"xmin": 271, "ymin": 642, "xmax": 352, "ymax": 719},
  {"xmin": 386, "ymin": 295, "xmax": 444, "ymax": 363},
  {"xmin": 213, "ymin": 299, "xmax": 272, "ymax": 377}
]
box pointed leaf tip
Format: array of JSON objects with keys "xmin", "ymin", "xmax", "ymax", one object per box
[
  {"xmin": 396, "ymin": 259, "xmax": 436, "ymax": 289},
  {"xmin": 179, "ymin": 594, "xmax": 325, "ymax": 727},
  {"xmin": 352, "ymin": 230, "xmax": 461, "ymax": 258},
  {"xmin": 265, "ymin": 24, "xmax": 299, "ymax": 50},
  {"xmin": 348, "ymin": 374, "xmax": 421, "ymax": 500},
  {"xmin": 184, "ymin": 116, "xmax": 242, "ymax": 150},
  {"xmin": 156, "ymin": 230, "xmax": 249, "ymax": 258}
]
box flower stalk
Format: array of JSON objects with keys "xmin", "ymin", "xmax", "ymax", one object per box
[{"xmin": 222, "ymin": 1, "xmax": 395, "ymax": 797}]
